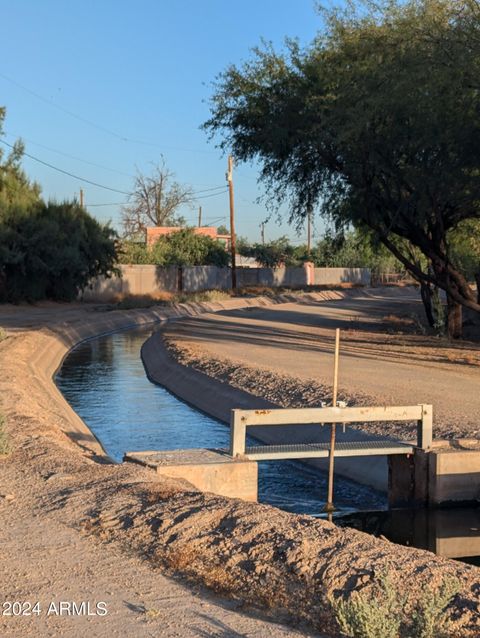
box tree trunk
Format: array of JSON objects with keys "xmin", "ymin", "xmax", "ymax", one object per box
[
  {"xmin": 419, "ymin": 282, "xmax": 435, "ymax": 327},
  {"xmin": 475, "ymin": 271, "xmax": 480, "ymax": 305},
  {"xmin": 446, "ymin": 294, "xmax": 463, "ymax": 339}
]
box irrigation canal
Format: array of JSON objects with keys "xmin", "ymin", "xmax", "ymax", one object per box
[{"xmin": 56, "ymin": 325, "xmax": 480, "ymax": 564}]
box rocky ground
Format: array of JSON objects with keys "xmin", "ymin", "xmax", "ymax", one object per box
[{"xmin": 1, "ymin": 292, "xmax": 480, "ymax": 637}]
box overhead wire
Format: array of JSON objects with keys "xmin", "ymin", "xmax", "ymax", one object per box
[
  {"xmin": 0, "ymin": 138, "xmax": 131, "ymax": 195},
  {"xmin": 0, "ymin": 71, "xmax": 217, "ymax": 153},
  {"xmin": 3, "ymin": 130, "xmax": 134, "ymax": 178},
  {"xmin": 0, "ymin": 138, "xmax": 229, "ymax": 200}
]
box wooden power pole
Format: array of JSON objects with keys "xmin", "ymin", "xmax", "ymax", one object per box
[
  {"xmin": 198, "ymin": 205, "xmax": 202, "ymax": 227},
  {"xmin": 261, "ymin": 222, "xmax": 265, "ymax": 245},
  {"xmin": 227, "ymin": 155, "xmax": 237, "ymax": 289},
  {"xmin": 80, "ymin": 188, "xmax": 84, "ymax": 208}
]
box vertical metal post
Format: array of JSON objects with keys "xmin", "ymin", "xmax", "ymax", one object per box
[
  {"xmin": 418, "ymin": 404, "xmax": 433, "ymax": 450},
  {"xmin": 230, "ymin": 410, "xmax": 246, "ymax": 457},
  {"xmin": 326, "ymin": 328, "xmax": 340, "ymax": 511}
]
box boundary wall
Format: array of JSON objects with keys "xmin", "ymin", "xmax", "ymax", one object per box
[{"xmin": 81, "ymin": 264, "xmax": 371, "ymax": 302}]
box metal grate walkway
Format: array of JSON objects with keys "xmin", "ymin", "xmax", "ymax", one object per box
[{"xmin": 242, "ymin": 439, "xmax": 415, "ymax": 461}]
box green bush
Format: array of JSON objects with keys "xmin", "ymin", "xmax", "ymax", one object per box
[
  {"xmin": 118, "ymin": 228, "xmax": 229, "ymax": 267},
  {"xmin": 0, "ymin": 201, "xmax": 118, "ymax": 302},
  {"xmin": 409, "ymin": 578, "xmax": 460, "ymax": 638},
  {"xmin": 330, "ymin": 571, "xmax": 460, "ymax": 638},
  {"xmin": 330, "ymin": 571, "xmax": 404, "ymax": 638}
]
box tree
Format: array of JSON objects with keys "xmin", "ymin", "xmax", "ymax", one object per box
[
  {"xmin": 449, "ymin": 220, "xmax": 480, "ymax": 304},
  {"xmin": 0, "ymin": 108, "xmax": 118, "ymax": 302},
  {"xmin": 122, "ymin": 160, "xmax": 193, "ymax": 238},
  {"xmin": 0, "ymin": 201, "xmax": 118, "ymax": 302},
  {"xmin": 239, "ymin": 236, "xmax": 296, "ymax": 267},
  {"xmin": 204, "ymin": 0, "xmax": 480, "ymax": 337},
  {"xmin": 217, "ymin": 224, "xmax": 230, "ymax": 235},
  {"xmin": 0, "ymin": 108, "xmax": 41, "ymax": 209},
  {"xmin": 118, "ymin": 228, "xmax": 229, "ymax": 267}
]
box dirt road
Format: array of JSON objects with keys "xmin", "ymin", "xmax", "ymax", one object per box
[{"xmin": 165, "ymin": 287, "xmax": 480, "ymax": 439}]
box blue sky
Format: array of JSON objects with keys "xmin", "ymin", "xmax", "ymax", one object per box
[{"xmin": 1, "ymin": 1, "xmax": 331, "ymax": 242}]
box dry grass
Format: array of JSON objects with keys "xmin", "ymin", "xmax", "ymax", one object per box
[
  {"xmin": 114, "ymin": 282, "xmax": 373, "ymax": 309},
  {"xmin": 0, "ymin": 413, "xmax": 11, "ymax": 456},
  {"xmin": 114, "ymin": 289, "xmax": 233, "ymax": 309}
]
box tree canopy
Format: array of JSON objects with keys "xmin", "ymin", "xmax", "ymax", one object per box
[
  {"xmin": 204, "ymin": 0, "xmax": 480, "ymax": 335},
  {"xmin": 0, "ymin": 108, "xmax": 41, "ymax": 209},
  {"xmin": 0, "ymin": 108, "xmax": 118, "ymax": 302},
  {"xmin": 122, "ymin": 160, "xmax": 193, "ymax": 238},
  {"xmin": 119, "ymin": 228, "xmax": 229, "ymax": 267}
]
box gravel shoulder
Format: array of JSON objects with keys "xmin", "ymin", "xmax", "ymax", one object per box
[{"xmin": 1, "ymin": 291, "xmax": 480, "ymax": 637}]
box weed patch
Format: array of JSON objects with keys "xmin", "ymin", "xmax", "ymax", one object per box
[
  {"xmin": 0, "ymin": 413, "xmax": 11, "ymax": 456},
  {"xmin": 330, "ymin": 571, "xmax": 460, "ymax": 638}
]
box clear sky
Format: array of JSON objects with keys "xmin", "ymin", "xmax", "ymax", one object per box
[{"xmin": 1, "ymin": 0, "xmax": 331, "ymax": 242}]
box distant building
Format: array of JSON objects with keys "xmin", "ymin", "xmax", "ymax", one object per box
[{"xmin": 146, "ymin": 226, "xmax": 231, "ymax": 249}]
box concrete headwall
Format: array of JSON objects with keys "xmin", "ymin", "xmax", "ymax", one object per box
[{"xmin": 81, "ymin": 264, "xmax": 371, "ymax": 302}]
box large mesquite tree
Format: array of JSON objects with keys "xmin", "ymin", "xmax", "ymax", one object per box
[{"xmin": 204, "ymin": 0, "xmax": 480, "ymax": 337}]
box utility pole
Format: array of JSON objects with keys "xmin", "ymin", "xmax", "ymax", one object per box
[
  {"xmin": 80, "ymin": 188, "xmax": 84, "ymax": 208},
  {"xmin": 227, "ymin": 155, "xmax": 237, "ymax": 289},
  {"xmin": 260, "ymin": 222, "xmax": 265, "ymax": 245},
  {"xmin": 198, "ymin": 205, "xmax": 202, "ymax": 227},
  {"xmin": 307, "ymin": 205, "xmax": 312, "ymax": 255}
]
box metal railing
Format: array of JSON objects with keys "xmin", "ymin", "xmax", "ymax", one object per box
[{"xmin": 229, "ymin": 404, "xmax": 433, "ymax": 459}]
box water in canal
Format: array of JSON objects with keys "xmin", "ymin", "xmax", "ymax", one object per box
[{"xmin": 55, "ymin": 325, "xmax": 385, "ymax": 516}]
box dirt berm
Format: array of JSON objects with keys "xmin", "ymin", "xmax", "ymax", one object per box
[{"xmin": 1, "ymin": 292, "xmax": 479, "ymax": 637}]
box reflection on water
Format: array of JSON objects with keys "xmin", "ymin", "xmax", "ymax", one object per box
[
  {"xmin": 337, "ymin": 507, "xmax": 480, "ymax": 565},
  {"xmin": 55, "ymin": 326, "xmax": 385, "ymax": 516}
]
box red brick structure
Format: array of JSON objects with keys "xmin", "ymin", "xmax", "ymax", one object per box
[{"xmin": 146, "ymin": 226, "xmax": 230, "ymax": 249}]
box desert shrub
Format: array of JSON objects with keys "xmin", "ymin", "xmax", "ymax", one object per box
[
  {"xmin": 330, "ymin": 571, "xmax": 460, "ymax": 638},
  {"xmin": 0, "ymin": 201, "xmax": 118, "ymax": 302},
  {"xmin": 409, "ymin": 577, "xmax": 460, "ymax": 638},
  {"xmin": 176, "ymin": 289, "xmax": 231, "ymax": 303},
  {"xmin": 330, "ymin": 571, "xmax": 404, "ymax": 638},
  {"xmin": 0, "ymin": 413, "xmax": 10, "ymax": 456}
]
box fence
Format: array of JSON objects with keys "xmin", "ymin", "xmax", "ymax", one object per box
[{"xmin": 81, "ymin": 264, "xmax": 371, "ymax": 302}]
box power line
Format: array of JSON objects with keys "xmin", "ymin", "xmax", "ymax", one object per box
[
  {"xmin": 86, "ymin": 187, "xmax": 227, "ymax": 207},
  {"xmin": 188, "ymin": 188, "xmax": 228, "ymax": 201},
  {"xmin": 0, "ymin": 71, "xmax": 217, "ymax": 154},
  {"xmin": 0, "ymin": 138, "xmax": 131, "ymax": 194},
  {"xmin": 191, "ymin": 185, "xmax": 228, "ymax": 195},
  {"xmin": 3, "ymin": 130, "xmax": 134, "ymax": 178},
  {"xmin": 0, "ymin": 136, "xmax": 229, "ymax": 201},
  {"xmin": 0, "ymin": 71, "xmax": 132, "ymax": 142},
  {"xmin": 86, "ymin": 202, "xmax": 126, "ymax": 207}
]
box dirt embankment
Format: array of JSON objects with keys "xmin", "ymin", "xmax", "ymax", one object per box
[{"xmin": 1, "ymin": 295, "xmax": 480, "ymax": 637}]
